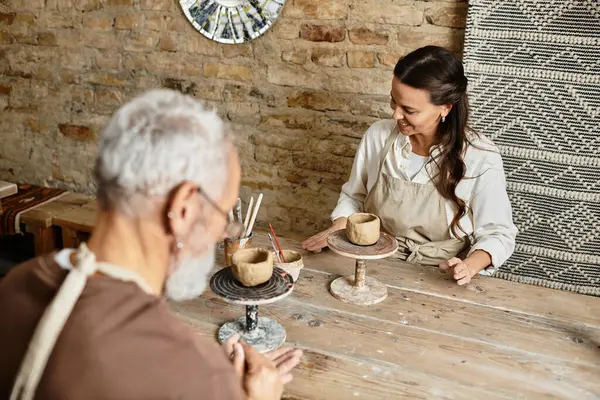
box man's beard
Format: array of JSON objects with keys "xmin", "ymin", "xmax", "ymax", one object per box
[{"xmin": 165, "ymin": 247, "xmax": 216, "ymax": 301}]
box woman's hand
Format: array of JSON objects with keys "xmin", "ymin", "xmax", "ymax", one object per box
[
  {"xmin": 302, "ymin": 217, "xmax": 347, "ymax": 252},
  {"xmin": 439, "ymin": 257, "xmax": 475, "ymax": 285},
  {"xmin": 439, "ymin": 251, "xmax": 491, "ymax": 285}
]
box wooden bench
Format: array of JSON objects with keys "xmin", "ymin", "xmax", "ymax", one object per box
[{"xmin": 20, "ymin": 193, "xmax": 95, "ymax": 255}]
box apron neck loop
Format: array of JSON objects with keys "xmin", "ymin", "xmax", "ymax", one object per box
[{"xmin": 75, "ymin": 242, "xmax": 99, "ymax": 277}]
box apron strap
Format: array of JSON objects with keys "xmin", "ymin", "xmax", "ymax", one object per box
[
  {"xmin": 10, "ymin": 244, "xmax": 153, "ymax": 400},
  {"xmin": 376, "ymin": 125, "xmax": 400, "ymax": 177},
  {"xmin": 364, "ymin": 125, "xmax": 401, "ymax": 213}
]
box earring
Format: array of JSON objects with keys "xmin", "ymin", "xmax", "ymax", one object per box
[
  {"xmin": 176, "ymin": 239, "xmax": 184, "ymax": 249},
  {"xmin": 441, "ymin": 115, "xmax": 446, "ymax": 123},
  {"xmin": 167, "ymin": 211, "xmax": 175, "ymax": 219}
]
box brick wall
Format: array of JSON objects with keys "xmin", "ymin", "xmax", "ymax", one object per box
[{"xmin": 0, "ymin": 0, "xmax": 467, "ymax": 234}]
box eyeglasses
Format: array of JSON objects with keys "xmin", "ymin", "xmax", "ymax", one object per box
[{"xmin": 196, "ymin": 188, "xmax": 246, "ymax": 239}]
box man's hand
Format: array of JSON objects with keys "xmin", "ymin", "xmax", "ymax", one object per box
[
  {"xmin": 439, "ymin": 257, "xmax": 475, "ymax": 285},
  {"xmin": 222, "ymin": 334, "xmax": 241, "ymax": 361},
  {"xmin": 222, "ymin": 334, "xmax": 245, "ymax": 381},
  {"xmin": 263, "ymin": 346, "xmax": 303, "ymax": 384},
  {"xmin": 222, "ymin": 335, "xmax": 303, "ymax": 384},
  {"xmin": 240, "ymin": 341, "xmax": 283, "ymax": 400}
]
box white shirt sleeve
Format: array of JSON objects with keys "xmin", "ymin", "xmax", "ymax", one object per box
[
  {"xmin": 467, "ymin": 162, "xmax": 518, "ymax": 274},
  {"xmin": 330, "ymin": 139, "xmax": 370, "ymax": 221}
]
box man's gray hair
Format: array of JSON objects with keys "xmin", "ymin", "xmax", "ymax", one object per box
[{"xmin": 94, "ymin": 89, "xmax": 229, "ymax": 216}]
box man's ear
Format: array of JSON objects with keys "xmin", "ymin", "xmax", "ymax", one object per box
[{"xmin": 165, "ymin": 181, "xmax": 200, "ymax": 237}]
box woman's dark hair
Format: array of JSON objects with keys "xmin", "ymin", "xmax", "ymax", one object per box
[{"xmin": 393, "ymin": 45, "xmax": 474, "ymax": 240}]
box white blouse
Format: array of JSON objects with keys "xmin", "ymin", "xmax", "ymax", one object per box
[
  {"xmin": 330, "ymin": 119, "xmax": 518, "ymax": 274},
  {"xmin": 406, "ymin": 152, "xmax": 429, "ymax": 179}
]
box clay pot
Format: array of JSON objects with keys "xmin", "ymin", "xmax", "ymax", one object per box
[
  {"xmin": 346, "ymin": 213, "xmax": 380, "ymax": 246},
  {"xmin": 274, "ymin": 250, "xmax": 304, "ymax": 283},
  {"xmin": 231, "ymin": 248, "xmax": 274, "ymax": 287}
]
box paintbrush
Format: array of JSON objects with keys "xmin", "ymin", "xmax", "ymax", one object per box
[
  {"xmin": 268, "ymin": 233, "xmax": 283, "ymax": 263},
  {"xmin": 245, "ymin": 193, "xmax": 263, "ymax": 237},
  {"xmin": 269, "ymin": 223, "xmax": 286, "ymax": 263}
]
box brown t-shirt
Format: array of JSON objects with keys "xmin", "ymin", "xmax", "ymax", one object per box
[{"xmin": 0, "ymin": 252, "xmax": 244, "ymax": 400}]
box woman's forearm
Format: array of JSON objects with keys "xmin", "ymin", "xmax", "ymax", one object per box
[{"xmin": 463, "ymin": 250, "xmax": 492, "ymax": 275}]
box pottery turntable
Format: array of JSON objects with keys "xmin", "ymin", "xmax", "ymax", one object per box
[
  {"xmin": 327, "ymin": 230, "xmax": 398, "ymax": 305},
  {"xmin": 210, "ymin": 266, "xmax": 294, "ymax": 353}
]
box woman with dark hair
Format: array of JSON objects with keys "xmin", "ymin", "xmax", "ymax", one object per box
[{"xmin": 302, "ymin": 46, "xmax": 517, "ymax": 285}]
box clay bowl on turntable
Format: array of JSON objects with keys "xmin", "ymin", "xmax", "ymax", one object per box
[
  {"xmin": 231, "ymin": 248, "xmax": 274, "ymax": 287},
  {"xmin": 346, "ymin": 213, "xmax": 380, "ymax": 246}
]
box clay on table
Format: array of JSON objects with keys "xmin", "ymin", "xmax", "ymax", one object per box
[
  {"xmin": 232, "ymin": 248, "xmax": 274, "ymax": 287},
  {"xmin": 346, "ymin": 213, "xmax": 380, "ymax": 246}
]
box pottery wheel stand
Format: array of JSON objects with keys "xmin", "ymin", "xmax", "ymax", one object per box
[
  {"xmin": 327, "ymin": 230, "xmax": 398, "ymax": 305},
  {"xmin": 210, "ymin": 267, "xmax": 294, "ymax": 353}
]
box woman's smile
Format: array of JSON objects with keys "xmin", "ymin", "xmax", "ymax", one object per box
[{"xmin": 397, "ymin": 119, "xmax": 411, "ymax": 132}]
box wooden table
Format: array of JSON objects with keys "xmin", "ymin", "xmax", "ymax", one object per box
[
  {"xmin": 171, "ymin": 232, "xmax": 600, "ymax": 400},
  {"xmin": 0, "ymin": 181, "xmax": 17, "ymax": 214}
]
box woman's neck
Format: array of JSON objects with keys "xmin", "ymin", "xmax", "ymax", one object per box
[
  {"xmin": 83, "ymin": 210, "xmax": 170, "ymax": 296},
  {"xmin": 409, "ymin": 134, "xmax": 437, "ymax": 156}
]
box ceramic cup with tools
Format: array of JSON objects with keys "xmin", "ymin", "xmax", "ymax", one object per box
[
  {"xmin": 231, "ymin": 248, "xmax": 274, "ymax": 287},
  {"xmin": 274, "ymin": 250, "xmax": 304, "ymax": 283},
  {"xmin": 346, "ymin": 213, "xmax": 381, "ymax": 246},
  {"xmin": 224, "ymin": 233, "xmax": 253, "ymax": 266}
]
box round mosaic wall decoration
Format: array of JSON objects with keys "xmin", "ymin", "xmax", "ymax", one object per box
[{"xmin": 179, "ymin": 0, "xmax": 287, "ymax": 44}]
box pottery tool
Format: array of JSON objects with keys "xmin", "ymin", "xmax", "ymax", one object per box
[
  {"xmin": 243, "ymin": 196, "xmax": 254, "ymax": 231},
  {"xmin": 245, "ymin": 193, "xmax": 263, "ymax": 237},
  {"xmin": 326, "ymin": 231, "xmax": 398, "ymax": 306},
  {"xmin": 268, "ymin": 233, "xmax": 283, "ymax": 263},
  {"xmin": 268, "ymin": 223, "xmax": 286, "ymax": 263},
  {"xmin": 228, "ymin": 209, "xmax": 234, "ymax": 223},
  {"xmin": 210, "ymin": 266, "xmax": 294, "ymax": 353},
  {"xmin": 235, "ymin": 198, "xmax": 243, "ymax": 224}
]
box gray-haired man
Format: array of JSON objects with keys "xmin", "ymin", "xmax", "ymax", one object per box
[{"xmin": 0, "ymin": 90, "xmax": 301, "ymax": 400}]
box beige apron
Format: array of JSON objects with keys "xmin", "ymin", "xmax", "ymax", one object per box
[
  {"xmin": 364, "ymin": 127, "xmax": 468, "ymax": 265},
  {"xmin": 10, "ymin": 244, "xmax": 153, "ymax": 400}
]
